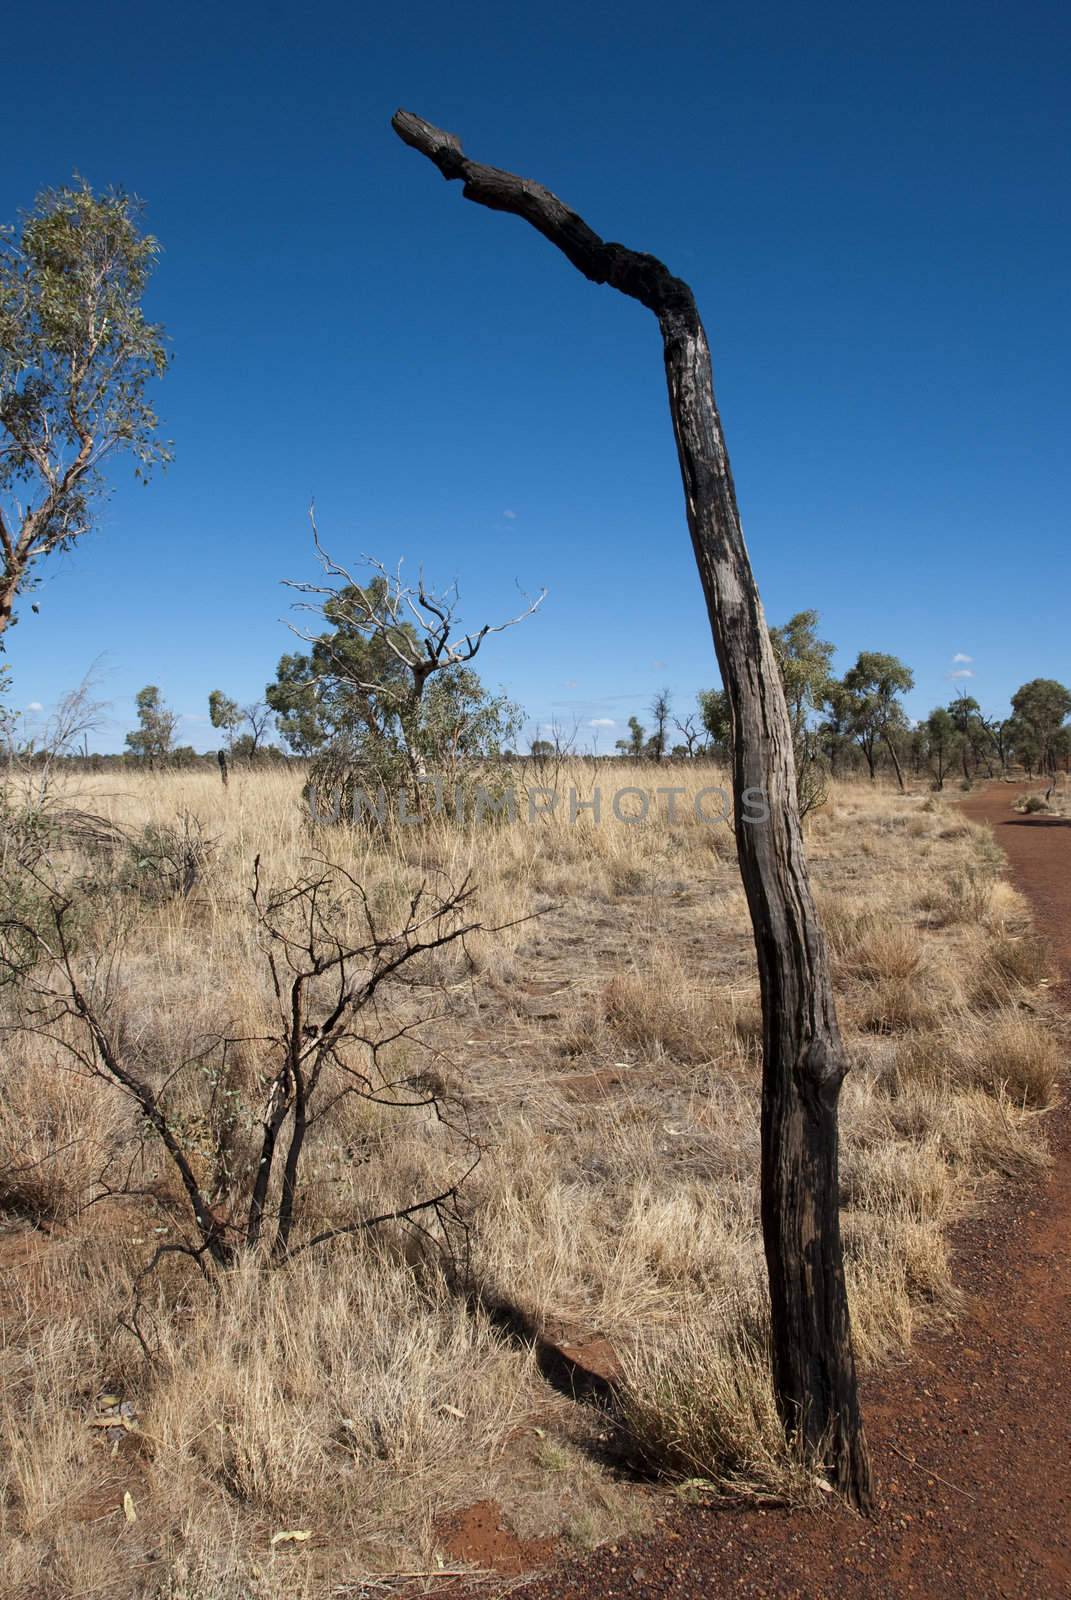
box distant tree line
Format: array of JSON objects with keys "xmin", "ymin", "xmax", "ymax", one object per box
[{"xmin": 576, "ymin": 611, "xmax": 1070, "ymax": 802}]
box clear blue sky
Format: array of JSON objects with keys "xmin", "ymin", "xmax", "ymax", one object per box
[{"xmin": 3, "ymin": 0, "xmax": 1069, "ymax": 752}]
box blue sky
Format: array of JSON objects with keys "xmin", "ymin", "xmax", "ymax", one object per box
[{"xmin": 2, "ymin": 0, "xmax": 1068, "ymax": 752}]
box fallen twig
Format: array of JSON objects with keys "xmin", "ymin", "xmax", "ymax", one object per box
[{"xmin": 888, "ymin": 1441, "xmax": 976, "ymax": 1501}]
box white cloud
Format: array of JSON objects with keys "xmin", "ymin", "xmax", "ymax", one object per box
[
  {"xmin": 949, "ymin": 668, "xmax": 975, "ymax": 679},
  {"xmin": 952, "ymin": 652, "xmax": 973, "ymax": 664},
  {"xmin": 503, "ymin": 508, "xmax": 517, "ymax": 520},
  {"xmin": 25, "ymin": 701, "xmax": 43, "ymax": 712},
  {"xmin": 590, "ymin": 717, "xmax": 616, "ymax": 728}
]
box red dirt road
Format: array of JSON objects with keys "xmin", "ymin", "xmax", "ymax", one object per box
[{"xmin": 453, "ymin": 784, "xmax": 1071, "ymax": 1599}]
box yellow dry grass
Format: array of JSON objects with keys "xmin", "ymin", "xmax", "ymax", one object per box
[{"xmin": 0, "ymin": 765, "xmax": 1064, "ymax": 1598}]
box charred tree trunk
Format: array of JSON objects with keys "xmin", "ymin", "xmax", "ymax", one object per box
[{"xmin": 391, "ymin": 110, "xmax": 870, "ymax": 1506}]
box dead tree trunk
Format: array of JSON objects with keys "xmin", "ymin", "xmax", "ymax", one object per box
[{"xmin": 391, "ymin": 110, "xmax": 870, "ymax": 1507}]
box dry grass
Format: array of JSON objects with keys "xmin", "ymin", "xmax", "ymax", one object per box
[
  {"xmin": 896, "ymin": 1011, "xmax": 1061, "ymax": 1108},
  {"xmin": 1012, "ymin": 776, "xmax": 1071, "ymax": 819},
  {"xmin": 0, "ymin": 766, "xmax": 1064, "ymax": 1597}
]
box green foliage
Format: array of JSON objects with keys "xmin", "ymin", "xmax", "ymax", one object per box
[
  {"xmin": 309, "ymin": 663, "xmax": 521, "ymax": 821},
  {"xmin": 946, "ymin": 691, "xmax": 982, "ymax": 734},
  {"xmin": 208, "ymin": 689, "xmax": 241, "ymax": 737},
  {"xmin": 837, "ymin": 651, "xmax": 915, "ymax": 780},
  {"xmin": 209, "ymin": 692, "xmax": 274, "ymax": 760},
  {"xmin": 842, "ymin": 650, "xmax": 914, "ymax": 709},
  {"xmin": 764, "ymin": 612, "xmax": 835, "ymax": 813},
  {"xmin": 266, "ymin": 577, "xmax": 412, "ymax": 756},
  {"xmin": 768, "ymin": 611, "xmax": 834, "ymax": 739},
  {"xmin": 698, "ymin": 690, "xmax": 730, "ymax": 749},
  {"xmin": 699, "ymin": 612, "xmax": 833, "ymax": 784},
  {"xmin": 419, "ymin": 665, "xmax": 519, "ymax": 767},
  {"xmin": 124, "ymin": 684, "xmax": 178, "ymax": 765},
  {"xmin": 0, "ymin": 179, "xmax": 170, "ymax": 630},
  {"xmin": 924, "ymin": 706, "xmax": 959, "ymax": 789},
  {"xmin": 275, "ymin": 572, "xmax": 522, "ymax": 820},
  {"xmin": 615, "ymin": 714, "xmax": 647, "ymax": 758},
  {"xmin": 1010, "ymin": 678, "xmax": 1071, "ymax": 773}
]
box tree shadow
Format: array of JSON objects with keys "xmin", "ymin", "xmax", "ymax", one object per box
[
  {"xmin": 468, "ymin": 1289, "xmax": 651, "ymax": 1478},
  {"xmin": 471, "ymin": 1291, "xmax": 620, "ymax": 1407}
]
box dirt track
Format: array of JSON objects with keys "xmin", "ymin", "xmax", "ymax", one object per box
[{"xmin": 453, "ymin": 783, "xmax": 1071, "ymax": 1600}]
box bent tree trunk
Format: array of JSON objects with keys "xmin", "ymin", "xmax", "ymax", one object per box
[{"xmin": 391, "ymin": 110, "xmax": 871, "ymax": 1507}]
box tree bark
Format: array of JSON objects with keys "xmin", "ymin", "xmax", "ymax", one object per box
[
  {"xmin": 885, "ymin": 731, "xmax": 907, "ymax": 793},
  {"xmin": 391, "ymin": 110, "xmax": 870, "ymax": 1507},
  {"xmin": 0, "ymin": 571, "xmax": 19, "ymax": 638}
]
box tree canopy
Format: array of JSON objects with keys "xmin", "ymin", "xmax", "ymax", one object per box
[
  {"xmin": 768, "ymin": 611, "xmax": 835, "ymax": 740},
  {"xmin": 124, "ymin": 685, "xmax": 177, "ymax": 765},
  {"xmin": 0, "ymin": 180, "xmax": 170, "ymax": 637}
]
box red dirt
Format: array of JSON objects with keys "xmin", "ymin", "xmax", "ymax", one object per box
[
  {"xmin": 435, "ymin": 1499, "xmax": 557, "ymax": 1575},
  {"xmin": 440, "ymin": 782, "xmax": 1071, "ymax": 1600}
]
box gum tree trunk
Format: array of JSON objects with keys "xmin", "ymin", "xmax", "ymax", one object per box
[{"xmin": 391, "ymin": 109, "xmax": 871, "ymax": 1508}]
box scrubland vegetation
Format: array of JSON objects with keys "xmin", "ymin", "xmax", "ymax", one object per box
[
  {"xmin": 0, "ymin": 763, "xmax": 1063, "ymax": 1598},
  {"xmin": 2, "ymin": 161, "xmax": 1069, "ymax": 1600}
]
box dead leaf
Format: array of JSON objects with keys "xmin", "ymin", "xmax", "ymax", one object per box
[
  {"xmin": 270, "ymin": 1530, "xmax": 312, "ymax": 1547},
  {"xmin": 123, "ymin": 1492, "xmax": 137, "ymax": 1522}
]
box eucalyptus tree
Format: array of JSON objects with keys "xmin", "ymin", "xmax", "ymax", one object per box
[
  {"xmin": 1010, "ymin": 679, "xmax": 1071, "ymax": 780},
  {"xmin": 924, "ymin": 706, "xmax": 959, "ymax": 790},
  {"xmin": 209, "ymin": 691, "xmax": 274, "ymax": 760},
  {"xmin": 947, "ymin": 691, "xmax": 993, "ymax": 782},
  {"xmin": 769, "ymin": 611, "xmax": 835, "ymax": 741},
  {"xmin": 697, "ymin": 687, "xmax": 731, "ymax": 754},
  {"xmin": 0, "ymin": 181, "xmax": 169, "ymax": 638},
  {"xmin": 614, "ymin": 715, "xmax": 646, "ymax": 758},
  {"xmin": 841, "ymin": 652, "xmax": 914, "ymax": 790},
  {"xmin": 208, "ymin": 690, "xmax": 241, "ymax": 751},
  {"xmin": 270, "ymin": 540, "xmax": 534, "ymax": 807},
  {"xmin": 125, "ymin": 686, "xmax": 177, "ymax": 767},
  {"xmin": 768, "ymin": 611, "xmax": 835, "ymax": 814}
]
